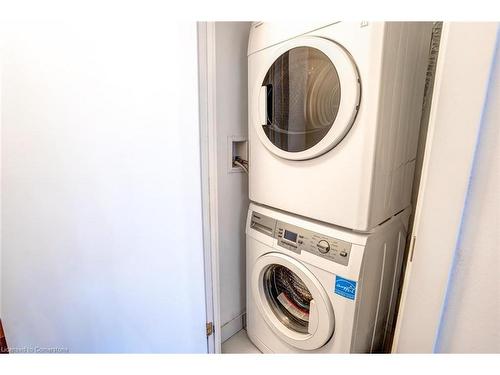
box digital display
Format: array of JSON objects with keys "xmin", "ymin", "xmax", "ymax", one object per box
[{"xmin": 284, "ymin": 230, "xmax": 298, "ymax": 243}]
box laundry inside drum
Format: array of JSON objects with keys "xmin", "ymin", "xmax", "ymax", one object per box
[{"xmin": 263, "ymin": 264, "xmax": 313, "ymax": 333}]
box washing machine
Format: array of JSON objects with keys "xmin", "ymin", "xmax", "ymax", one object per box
[
  {"xmin": 246, "ymin": 202, "xmax": 409, "ymax": 353},
  {"xmin": 248, "ymin": 22, "xmax": 433, "ymax": 231}
]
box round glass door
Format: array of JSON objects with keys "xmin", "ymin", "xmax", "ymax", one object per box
[
  {"xmin": 262, "ymin": 47, "xmax": 341, "ymax": 153},
  {"xmin": 251, "ymin": 252, "xmax": 335, "ymax": 350},
  {"xmin": 263, "ymin": 264, "xmax": 313, "ymax": 334},
  {"xmin": 252, "ymin": 36, "xmax": 360, "ymax": 160}
]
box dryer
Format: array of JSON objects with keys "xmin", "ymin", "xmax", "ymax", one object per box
[
  {"xmin": 246, "ymin": 202, "xmax": 409, "ymax": 353},
  {"xmin": 248, "ymin": 22, "xmax": 433, "ymax": 231}
]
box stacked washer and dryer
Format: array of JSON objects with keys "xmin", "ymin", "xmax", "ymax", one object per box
[{"xmin": 244, "ymin": 22, "xmax": 433, "ymax": 353}]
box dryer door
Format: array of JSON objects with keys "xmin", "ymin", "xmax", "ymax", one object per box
[
  {"xmin": 252, "ymin": 36, "xmax": 360, "ymax": 160},
  {"xmin": 251, "ymin": 252, "xmax": 335, "ymax": 350}
]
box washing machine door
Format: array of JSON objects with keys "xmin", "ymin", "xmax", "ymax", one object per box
[
  {"xmin": 252, "ymin": 252, "xmax": 335, "ymax": 350},
  {"xmin": 252, "ymin": 36, "xmax": 360, "ymax": 160}
]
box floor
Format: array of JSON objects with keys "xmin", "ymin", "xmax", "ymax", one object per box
[{"xmin": 222, "ymin": 329, "xmax": 261, "ymax": 354}]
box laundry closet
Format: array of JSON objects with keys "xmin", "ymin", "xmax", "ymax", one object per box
[{"xmin": 198, "ymin": 21, "xmax": 441, "ymax": 354}]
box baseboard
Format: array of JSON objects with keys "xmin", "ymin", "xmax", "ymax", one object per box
[{"xmin": 221, "ymin": 313, "xmax": 245, "ymax": 343}]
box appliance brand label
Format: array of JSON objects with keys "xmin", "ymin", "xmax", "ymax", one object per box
[{"xmin": 334, "ymin": 276, "xmax": 357, "ymax": 300}]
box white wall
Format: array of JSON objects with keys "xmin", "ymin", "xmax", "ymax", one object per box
[
  {"xmin": 435, "ymin": 35, "xmax": 500, "ymax": 353},
  {"xmin": 393, "ymin": 22, "xmax": 499, "ymax": 353},
  {"xmin": 0, "ymin": 20, "xmax": 207, "ymax": 353},
  {"xmin": 213, "ymin": 22, "xmax": 251, "ymax": 342}
]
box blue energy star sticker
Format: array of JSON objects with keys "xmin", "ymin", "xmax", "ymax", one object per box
[{"xmin": 335, "ymin": 276, "xmax": 357, "ymax": 300}]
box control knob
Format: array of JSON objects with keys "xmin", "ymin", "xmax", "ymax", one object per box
[{"xmin": 317, "ymin": 240, "xmax": 330, "ymax": 254}]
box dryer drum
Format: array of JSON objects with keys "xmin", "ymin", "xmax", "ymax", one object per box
[
  {"xmin": 263, "ymin": 264, "xmax": 313, "ymax": 333},
  {"xmin": 262, "ymin": 46, "xmax": 341, "ymax": 153}
]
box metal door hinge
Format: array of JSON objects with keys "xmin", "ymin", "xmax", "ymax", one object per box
[{"xmin": 206, "ymin": 322, "xmax": 213, "ymax": 336}]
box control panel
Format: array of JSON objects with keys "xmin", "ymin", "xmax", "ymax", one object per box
[
  {"xmin": 249, "ymin": 211, "xmax": 277, "ymax": 237},
  {"xmin": 275, "ymin": 220, "xmax": 352, "ymax": 266},
  {"xmin": 249, "ymin": 210, "xmax": 352, "ymax": 267}
]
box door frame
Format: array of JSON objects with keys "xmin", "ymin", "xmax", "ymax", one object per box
[
  {"xmin": 391, "ymin": 22, "xmax": 499, "ymax": 353},
  {"xmin": 197, "ymin": 21, "xmax": 221, "ymax": 354}
]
